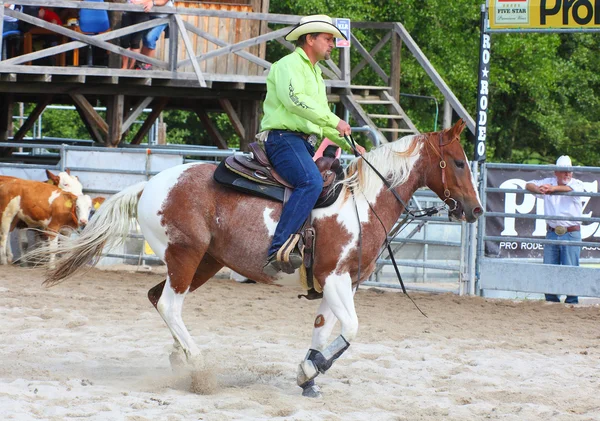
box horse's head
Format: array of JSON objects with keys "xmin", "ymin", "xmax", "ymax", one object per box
[{"xmin": 422, "ymin": 120, "xmax": 483, "ymax": 223}]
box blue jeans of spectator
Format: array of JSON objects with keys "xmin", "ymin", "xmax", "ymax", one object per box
[
  {"xmin": 143, "ymin": 23, "xmax": 166, "ymax": 50},
  {"xmin": 543, "ymin": 230, "xmax": 581, "ymax": 304},
  {"xmin": 2, "ymin": 21, "xmax": 19, "ymax": 33},
  {"xmin": 264, "ymin": 130, "xmax": 322, "ymax": 257}
]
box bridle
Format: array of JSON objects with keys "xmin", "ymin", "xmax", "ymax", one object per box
[
  {"xmin": 345, "ymin": 133, "xmax": 458, "ymax": 219},
  {"xmin": 426, "ymin": 132, "xmax": 459, "ymax": 213},
  {"xmin": 344, "ymin": 132, "xmax": 462, "ymax": 317}
]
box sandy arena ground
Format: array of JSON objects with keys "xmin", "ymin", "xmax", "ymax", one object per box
[{"xmin": 1, "ymin": 265, "xmax": 599, "ymax": 421}]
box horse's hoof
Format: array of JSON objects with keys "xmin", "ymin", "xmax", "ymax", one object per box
[
  {"xmin": 301, "ymin": 380, "xmax": 322, "ymax": 398},
  {"xmin": 169, "ymin": 351, "xmax": 187, "ymax": 372}
]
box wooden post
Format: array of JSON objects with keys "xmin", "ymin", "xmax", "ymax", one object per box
[
  {"xmin": 194, "ymin": 107, "xmax": 228, "ymax": 149},
  {"xmin": 240, "ymin": 100, "xmax": 259, "ymax": 151},
  {"xmin": 390, "ymin": 29, "xmax": 402, "ymax": 136},
  {"xmin": 220, "ymin": 98, "xmax": 246, "ymax": 141},
  {"xmin": 130, "ymin": 97, "xmax": 168, "ymax": 145},
  {"xmin": 71, "ymin": 94, "xmax": 108, "ymax": 144},
  {"xmin": 12, "ymin": 96, "xmax": 53, "ymax": 142},
  {"xmin": 108, "ymin": 0, "xmax": 127, "ymax": 68},
  {"xmin": 168, "ymin": 14, "xmax": 178, "ymax": 72},
  {"xmin": 106, "ymin": 94, "xmax": 124, "ymax": 147},
  {"xmin": 0, "ymin": 93, "xmax": 14, "ymax": 143},
  {"xmin": 443, "ymin": 99, "xmax": 452, "ymax": 129}
]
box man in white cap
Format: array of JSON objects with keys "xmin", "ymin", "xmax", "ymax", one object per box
[
  {"xmin": 259, "ymin": 15, "xmax": 365, "ymax": 276},
  {"xmin": 525, "ymin": 155, "xmax": 584, "ymax": 304}
]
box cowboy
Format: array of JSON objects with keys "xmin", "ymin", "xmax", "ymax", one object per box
[
  {"xmin": 260, "ymin": 14, "xmax": 366, "ymax": 276},
  {"xmin": 525, "ymin": 155, "xmax": 584, "ymax": 304}
]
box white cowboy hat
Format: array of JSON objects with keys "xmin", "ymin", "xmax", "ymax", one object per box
[
  {"xmin": 285, "ymin": 15, "xmax": 347, "ymax": 41},
  {"xmin": 556, "ymin": 155, "xmax": 572, "ymax": 167}
]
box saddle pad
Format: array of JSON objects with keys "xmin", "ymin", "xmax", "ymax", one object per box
[
  {"xmin": 300, "ymin": 264, "xmax": 323, "ymax": 293},
  {"xmin": 214, "ymin": 160, "xmax": 285, "ymax": 202},
  {"xmin": 214, "ymin": 160, "xmax": 344, "ymax": 209}
]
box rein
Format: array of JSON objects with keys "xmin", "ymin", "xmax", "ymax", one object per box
[{"xmin": 343, "ymin": 133, "xmax": 459, "ymax": 317}]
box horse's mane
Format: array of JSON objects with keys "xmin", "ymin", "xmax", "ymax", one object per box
[{"xmin": 340, "ymin": 134, "xmax": 424, "ymax": 197}]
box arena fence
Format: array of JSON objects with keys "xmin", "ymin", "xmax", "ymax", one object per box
[
  {"xmin": 0, "ymin": 136, "xmax": 470, "ymax": 294},
  {"xmin": 477, "ymin": 162, "xmax": 600, "ymax": 299}
]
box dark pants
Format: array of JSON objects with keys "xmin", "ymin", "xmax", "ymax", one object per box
[
  {"xmin": 264, "ymin": 130, "xmax": 322, "ymax": 256},
  {"xmin": 120, "ymin": 12, "xmax": 150, "ymax": 49}
]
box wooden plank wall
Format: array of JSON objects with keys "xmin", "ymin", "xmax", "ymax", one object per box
[{"xmin": 155, "ymin": 2, "xmax": 262, "ymax": 75}]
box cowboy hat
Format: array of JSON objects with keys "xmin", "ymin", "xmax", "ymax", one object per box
[
  {"xmin": 556, "ymin": 155, "xmax": 572, "ymax": 168},
  {"xmin": 285, "ymin": 15, "xmax": 347, "ymax": 41}
]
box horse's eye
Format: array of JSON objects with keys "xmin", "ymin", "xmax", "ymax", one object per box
[{"xmin": 454, "ymin": 160, "xmax": 465, "ymax": 169}]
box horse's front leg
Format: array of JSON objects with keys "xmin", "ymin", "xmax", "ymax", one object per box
[{"xmin": 297, "ymin": 274, "xmax": 357, "ymax": 398}]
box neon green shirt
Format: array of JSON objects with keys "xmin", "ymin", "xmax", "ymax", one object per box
[{"xmin": 260, "ymin": 48, "xmax": 344, "ymax": 147}]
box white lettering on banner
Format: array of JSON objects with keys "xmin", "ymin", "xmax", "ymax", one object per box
[
  {"xmin": 474, "ymin": 33, "xmax": 491, "ymax": 161},
  {"xmin": 480, "ymin": 80, "xmax": 489, "ymax": 95},
  {"xmin": 480, "ymin": 95, "xmax": 488, "ymax": 110},
  {"xmin": 478, "ymin": 111, "xmax": 487, "ymax": 125},
  {"xmin": 499, "ymin": 179, "xmax": 535, "ymax": 236},
  {"xmin": 478, "ymin": 126, "xmax": 487, "ymax": 141},
  {"xmin": 498, "ymin": 177, "xmax": 600, "ymax": 239},
  {"xmin": 483, "ymin": 34, "xmax": 491, "ymax": 49},
  {"xmin": 582, "ymin": 180, "xmax": 599, "ymax": 238}
]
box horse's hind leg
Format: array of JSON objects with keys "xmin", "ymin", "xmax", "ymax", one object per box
[
  {"xmin": 297, "ymin": 275, "xmax": 357, "ymax": 398},
  {"xmin": 148, "ymin": 252, "xmax": 223, "ymax": 370}
]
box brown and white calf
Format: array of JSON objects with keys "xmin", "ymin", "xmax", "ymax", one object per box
[{"xmin": 0, "ymin": 178, "xmax": 92, "ymax": 265}]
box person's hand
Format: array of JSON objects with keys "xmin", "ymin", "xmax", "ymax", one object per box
[
  {"xmin": 354, "ymin": 144, "xmax": 366, "ymax": 155},
  {"xmin": 132, "ymin": 0, "xmax": 153, "ymax": 13},
  {"xmin": 336, "ymin": 120, "xmax": 352, "ymax": 137},
  {"xmin": 538, "ymin": 184, "xmax": 554, "ymax": 194}
]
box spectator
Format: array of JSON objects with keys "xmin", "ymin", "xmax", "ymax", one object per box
[
  {"xmin": 132, "ymin": 0, "xmax": 172, "ymax": 70},
  {"xmin": 120, "ymin": 0, "xmax": 151, "ymax": 69},
  {"xmin": 3, "ymin": 4, "xmax": 19, "ymax": 33},
  {"xmin": 38, "ymin": 7, "xmax": 63, "ymax": 25},
  {"xmin": 525, "ymin": 155, "xmax": 584, "ymax": 304}
]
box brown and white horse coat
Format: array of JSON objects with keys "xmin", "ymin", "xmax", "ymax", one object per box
[
  {"xmin": 0, "ymin": 179, "xmax": 92, "ymax": 265},
  {"xmin": 36, "ymin": 121, "xmax": 482, "ymax": 397}
]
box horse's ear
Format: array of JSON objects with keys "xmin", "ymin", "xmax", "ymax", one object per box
[
  {"xmin": 449, "ymin": 119, "xmax": 466, "ymax": 138},
  {"xmin": 65, "ymin": 168, "xmax": 71, "ymax": 175}
]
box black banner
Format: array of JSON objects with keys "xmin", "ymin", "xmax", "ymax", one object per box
[
  {"xmin": 474, "ymin": 6, "xmax": 490, "ymax": 162},
  {"xmin": 485, "ymin": 167, "xmax": 600, "ymax": 258}
]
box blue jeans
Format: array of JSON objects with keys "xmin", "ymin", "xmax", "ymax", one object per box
[
  {"xmin": 543, "ymin": 230, "xmax": 581, "ymax": 304},
  {"xmin": 143, "ymin": 23, "xmax": 166, "ymax": 50},
  {"xmin": 265, "ymin": 130, "xmax": 322, "ymax": 256},
  {"xmin": 2, "ymin": 21, "xmax": 19, "ymax": 33}
]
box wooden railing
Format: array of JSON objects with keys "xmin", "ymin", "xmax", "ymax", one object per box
[{"xmin": 0, "ymin": 0, "xmax": 474, "ymax": 133}]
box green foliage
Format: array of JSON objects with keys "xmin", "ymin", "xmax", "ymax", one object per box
[
  {"xmin": 273, "ymin": 0, "xmax": 600, "ymax": 165},
  {"xmin": 30, "ymin": 1, "xmax": 600, "ymax": 164}
]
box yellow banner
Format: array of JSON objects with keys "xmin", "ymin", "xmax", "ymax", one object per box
[{"xmin": 489, "ymin": 0, "xmax": 600, "ymax": 29}]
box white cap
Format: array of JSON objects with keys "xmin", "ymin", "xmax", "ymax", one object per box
[{"xmin": 556, "ymin": 155, "xmax": 572, "ymax": 167}]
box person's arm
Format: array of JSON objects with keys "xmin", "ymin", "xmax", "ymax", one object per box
[
  {"xmin": 273, "ymin": 61, "xmax": 341, "ymax": 134},
  {"xmin": 132, "ymin": 0, "xmax": 170, "ymax": 13},
  {"xmin": 525, "ymin": 182, "xmax": 541, "ymax": 194},
  {"xmin": 526, "ymin": 181, "xmax": 572, "ymax": 195}
]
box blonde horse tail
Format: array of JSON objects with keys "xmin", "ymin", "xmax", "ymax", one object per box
[{"xmin": 37, "ymin": 181, "xmax": 148, "ymax": 286}]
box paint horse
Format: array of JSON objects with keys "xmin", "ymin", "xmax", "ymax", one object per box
[
  {"xmin": 0, "ymin": 178, "xmax": 92, "ymax": 265},
  {"xmin": 36, "ymin": 120, "xmax": 482, "ymax": 398},
  {"xmin": 0, "ymin": 170, "xmax": 85, "ymax": 264}
]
